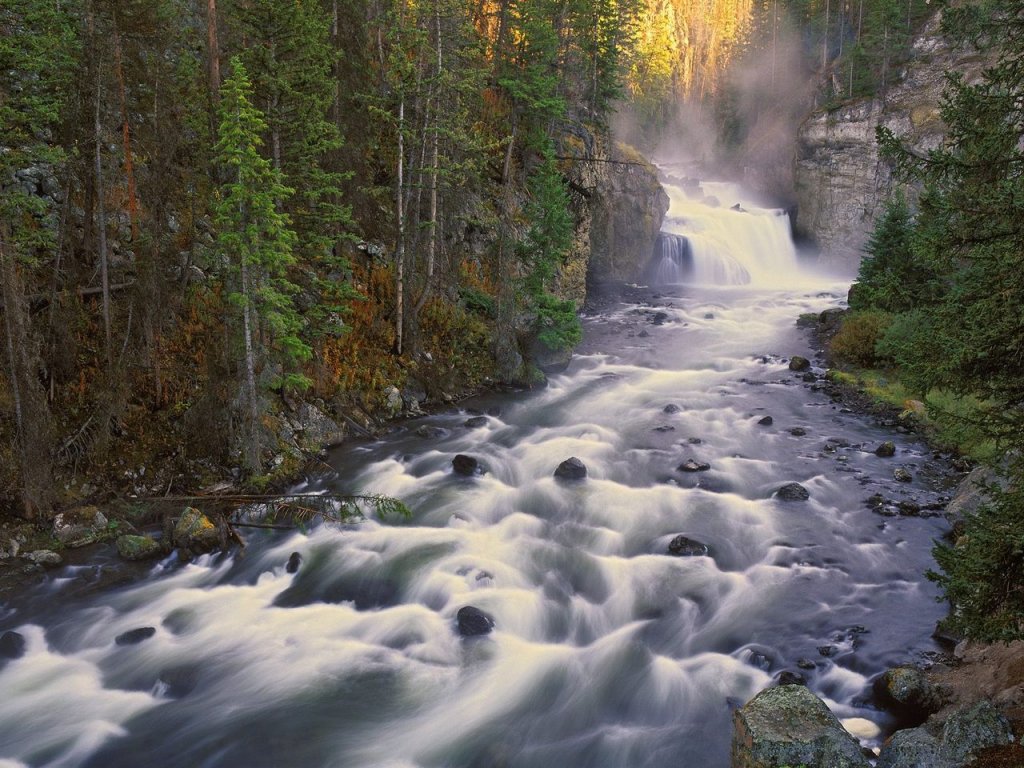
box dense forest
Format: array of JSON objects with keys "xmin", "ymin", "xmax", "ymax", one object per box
[
  {"xmin": 827, "ymin": 0, "xmax": 1024, "ymax": 641},
  {"xmin": 0, "ymin": 0, "xmax": 939, "ymax": 520}
]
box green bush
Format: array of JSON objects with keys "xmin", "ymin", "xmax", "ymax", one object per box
[
  {"xmin": 930, "ymin": 481, "xmax": 1024, "ymax": 642},
  {"xmin": 829, "ymin": 310, "xmax": 894, "ymax": 368}
]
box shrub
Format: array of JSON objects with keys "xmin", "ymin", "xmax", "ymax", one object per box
[
  {"xmin": 930, "ymin": 480, "xmax": 1024, "ymax": 642},
  {"xmin": 829, "ymin": 310, "xmax": 893, "ymax": 368}
]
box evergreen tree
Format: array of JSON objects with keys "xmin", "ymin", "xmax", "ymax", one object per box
[
  {"xmin": 213, "ymin": 57, "xmax": 306, "ymax": 473},
  {"xmin": 877, "ymin": 0, "xmax": 1024, "ymax": 640}
]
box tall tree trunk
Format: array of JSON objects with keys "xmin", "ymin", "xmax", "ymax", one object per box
[
  {"xmin": 240, "ymin": 252, "xmax": 261, "ymax": 473},
  {"xmin": 416, "ymin": 0, "xmax": 442, "ymax": 318},
  {"xmin": 823, "ymin": 0, "xmax": 830, "ymax": 69},
  {"xmin": 95, "ymin": 53, "xmax": 113, "ymax": 367},
  {"xmin": 112, "ymin": 16, "xmax": 139, "ymax": 240},
  {"xmin": 207, "ymin": 0, "xmax": 221, "ymax": 100},
  {"xmin": 395, "ymin": 86, "xmax": 406, "ymax": 356}
]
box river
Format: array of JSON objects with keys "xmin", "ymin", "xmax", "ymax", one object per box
[{"xmin": 0, "ymin": 174, "xmax": 955, "ymax": 768}]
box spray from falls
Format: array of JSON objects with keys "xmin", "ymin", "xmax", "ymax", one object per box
[{"xmin": 652, "ymin": 178, "xmax": 800, "ymax": 287}]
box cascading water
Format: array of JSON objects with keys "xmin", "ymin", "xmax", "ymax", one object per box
[
  {"xmin": 652, "ymin": 176, "xmax": 801, "ymax": 287},
  {"xmin": 0, "ymin": 174, "xmax": 954, "ymax": 768}
]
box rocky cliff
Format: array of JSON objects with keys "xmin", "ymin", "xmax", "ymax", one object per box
[
  {"xmin": 793, "ymin": 13, "xmax": 987, "ymax": 270},
  {"xmin": 559, "ymin": 130, "xmax": 669, "ymax": 303}
]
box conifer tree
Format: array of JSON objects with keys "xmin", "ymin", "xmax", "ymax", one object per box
[{"xmin": 213, "ymin": 57, "xmax": 306, "ymax": 473}]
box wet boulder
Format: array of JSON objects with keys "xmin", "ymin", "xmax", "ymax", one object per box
[
  {"xmin": 775, "ymin": 670, "xmax": 808, "ymax": 686},
  {"xmin": 115, "ymin": 627, "xmax": 157, "ymax": 646},
  {"xmin": 0, "ymin": 631, "xmax": 26, "ymax": 659},
  {"xmin": 464, "ymin": 416, "xmax": 488, "ymax": 428},
  {"xmin": 789, "ymin": 427, "xmax": 808, "ymax": 437},
  {"xmin": 667, "ymin": 535, "xmax": 709, "ymax": 556},
  {"xmin": 894, "ymin": 467, "xmax": 913, "ymax": 483},
  {"xmin": 789, "ymin": 356, "xmax": 811, "ymax": 372},
  {"xmin": 24, "ymin": 550, "xmax": 62, "ymax": 567},
  {"xmin": 414, "ymin": 425, "xmax": 447, "ymax": 439},
  {"xmin": 116, "ymin": 534, "xmax": 163, "ymax": 562},
  {"xmin": 173, "ymin": 507, "xmax": 220, "ymax": 553},
  {"xmin": 732, "ymin": 684, "xmax": 870, "ymax": 768},
  {"xmin": 876, "ymin": 441, "xmax": 897, "ymax": 457},
  {"xmin": 554, "ymin": 457, "xmax": 587, "ymax": 481},
  {"xmin": 663, "ymin": 404, "xmax": 682, "ymax": 414},
  {"xmin": 452, "ymin": 454, "xmax": 482, "ymax": 476},
  {"xmin": 286, "ymin": 552, "xmax": 302, "ymax": 574},
  {"xmin": 758, "ymin": 416, "xmax": 774, "ymax": 426},
  {"xmin": 456, "ymin": 606, "xmax": 495, "ymax": 637},
  {"xmin": 678, "ymin": 459, "xmax": 711, "ymax": 473},
  {"xmin": 775, "ymin": 483, "xmax": 810, "ymax": 502}
]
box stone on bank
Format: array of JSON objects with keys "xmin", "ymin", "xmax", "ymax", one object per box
[{"xmin": 732, "ymin": 684, "xmax": 870, "ymax": 768}]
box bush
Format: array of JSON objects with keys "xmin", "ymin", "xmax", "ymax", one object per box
[
  {"xmin": 930, "ymin": 481, "xmax": 1024, "ymax": 642},
  {"xmin": 829, "ymin": 310, "xmax": 894, "ymax": 368}
]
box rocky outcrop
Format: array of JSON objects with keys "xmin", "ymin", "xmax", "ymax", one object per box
[
  {"xmin": 561, "ymin": 131, "xmax": 669, "ymax": 302},
  {"xmin": 732, "ymin": 684, "xmax": 871, "ymax": 768},
  {"xmin": 793, "ymin": 12, "xmax": 989, "ymax": 270}
]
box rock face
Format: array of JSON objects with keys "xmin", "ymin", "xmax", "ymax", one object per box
[
  {"xmin": 793, "ymin": 12, "xmax": 989, "ymax": 270},
  {"xmin": 562, "ymin": 135, "xmax": 669, "ymax": 300},
  {"xmin": 732, "ymin": 684, "xmax": 871, "ymax": 768}
]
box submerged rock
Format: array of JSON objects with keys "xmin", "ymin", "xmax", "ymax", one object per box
[
  {"xmin": 876, "ymin": 441, "xmax": 897, "ymax": 457},
  {"xmin": 456, "ymin": 606, "xmax": 495, "ymax": 637},
  {"xmin": 452, "ymin": 454, "xmax": 482, "ymax": 476},
  {"xmin": 789, "ymin": 356, "xmax": 811, "ymax": 372},
  {"xmin": 0, "ymin": 631, "xmax": 26, "ymax": 659},
  {"xmin": 732, "ymin": 684, "xmax": 870, "ymax": 768},
  {"xmin": 115, "ymin": 627, "xmax": 157, "ymax": 646},
  {"xmin": 667, "ymin": 535, "xmax": 709, "ymax": 557},
  {"xmin": 464, "ymin": 416, "xmax": 488, "ymax": 428},
  {"xmin": 775, "ymin": 483, "xmax": 810, "ymax": 502},
  {"xmin": 678, "ymin": 459, "xmax": 711, "ymax": 473},
  {"xmin": 554, "ymin": 457, "xmax": 587, "ymax": 481},
  {"xmin": 789, "ymin": 427, "xmax": 808, "ymax": 436},
  {"xmin": 663, "ymin": 404, "xmax": 682, "ymax": 414},
  {"xmin": 116, "ymin": 534, "xmax": 163, "ymax": 561}
]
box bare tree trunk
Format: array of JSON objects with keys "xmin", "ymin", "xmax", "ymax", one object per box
[
  {"xmin": 207, "ymin": 0, "xmax": 221, "ymax": 100},
  {"xmin": 240, "ymin": 255, "xmax": 261, "ymax": 473},
  {"xmin": 95, "ymin": 54, "xmax": 113, "ymax": 367},
  {"xmin": 112, "ymin": 16, "xmax": 139, "ymax": 241},
  {"xmin": 823, "ymin": 0, "xmax": 830, "ymax": 69},
  {"xmin": 395, "ymin": 87, "xmax": 406, "ymax": 356},
  {"xmin": 416, "ymin": 0, "xmax": 442, "ymax": 317}
]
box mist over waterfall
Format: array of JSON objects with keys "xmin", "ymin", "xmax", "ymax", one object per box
[{"xmin": 653, "ymin": 174, "xmax": 800, "ymax": 287}]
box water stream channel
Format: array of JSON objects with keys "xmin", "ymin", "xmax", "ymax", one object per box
[{"xmin": 0, "ymin": 175, "xmax": 956, "ymax": 768}]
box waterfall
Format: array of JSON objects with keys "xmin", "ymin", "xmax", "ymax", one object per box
[{"xmin": 652, "ymin": 178, "xmax": 800, "ymax": 287}]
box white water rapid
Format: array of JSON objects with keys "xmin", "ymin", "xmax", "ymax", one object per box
[{"xmin": 0, "ymin": 176, "xmax": 954, "ymax": 768}]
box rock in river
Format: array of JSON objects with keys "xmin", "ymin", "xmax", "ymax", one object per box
[
  {"xmin": 732, "ymin": 684, "xmax": 870, "ymax": 768},
  {"xmin": 116, "ymin": 534, "xmax": 163, "ymax": 561},
  {"xmin": 456, "ymin": 606, "xmax": 495, "ymax": 637},
  {"xmin": 452, "ymin": 454, "xmax": 482, "ymax": 476},
  {"xmin": 554, "ymin": 457, "xmax": 587, "ymax": 480},
  {"xmin": 0, "ymin": 631, "xmax": 26, "ymax": 659},
  {"xmin": 875, "ymin": 441, "xmax": 897, "ymax": 457},
  {"xmin": 788, "ymin": 356, "xmax": 811, "ymax": 372},
  {"xmin": 678, "ymin": 459, "xmax": 711, "ymax": 473},
  {"xmin": 115, "ymin": 627, "xmax": 157, "ymax": 646},
  {"xmin": 667, "ymin": 535, "xmax": 709, "ymax": 556},
  {"xmin": 775, "ymin": 483, "xmax": 810, "ymax": 501}
]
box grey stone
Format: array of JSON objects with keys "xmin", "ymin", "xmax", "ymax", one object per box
[
  {"xmin": 116, "ymin": 535, "xmax": 163, "ymax": 561},
  {"xmin": 775, "ymin": 483, "xmax": 810, "ymax": 501},
  {"xmin": 731, "ymin": 684, "xmax": 870, "ymax": 768},
  {"xmin": 667, "ymin": 535, "xmax": 709, "ymax": 556},
  {"xmin": 173, "ymin": 508, "xmax": 220, "ymax": 553},
  {"xmin": 939, "ymin": 700, "xmax": 1013, "ymax": 764},
  {"xmin": 876, "ymin": 727, "xmax": 951, "ymax": 768},
  {"xmin": 678, "ymin": 459, "xmax": 711, "ymax": 473},
  {"xmin": 876, "ymin": 441, "xmax": 897, "ymax": 457},
  {"xmin": 789, "ymin": 356, "xmax": 811, "ymax": 371}
]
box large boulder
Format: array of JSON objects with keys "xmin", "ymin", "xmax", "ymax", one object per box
[
  {"xmin": 172, "ymin": 507, "xmax": 220, "ymax": 553},
  {"xmin": 732, "ymin": 684, "xmax": 871, "ymax": 768},
  {"xmin": 873, "ymin": 666, "xmax": 943, "ymax": 722},
  {"xmin": 0, "ymin": 631, "xmax": 26, "ymax": 659},
  {"xmin": 940, "ymin": 700, "xmax": 1014, "ymax": 764},
  {"xmin": 876, "ymin": 727, "xmax": 951, "ymax": 768}
]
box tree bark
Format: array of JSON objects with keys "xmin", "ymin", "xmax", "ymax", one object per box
[
  {"xmin": 207, "ymin": 0, "xmax": 221, "ymax": 100},
  {"xmin": 395, "ymin": 86, "xmax": 406, "ymax": 355},
  {"xmin": 112, "ymin": 15, "xmax": 139, "ymax": 240},
  {"xmin": 95, "ymin": 50, "xmax": 113, "ymax": 367}
]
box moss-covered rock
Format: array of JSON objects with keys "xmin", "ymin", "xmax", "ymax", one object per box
[
  {"xmin": 172, "ymin": 507, "xmax": 220, "ymax": 553},
  {"xmin": 732, "ymin": 684, "xmax": 871, "ymax": 768},
  {"xmin": 116, "ymin": 534, "xmax": 163, "ymax": 561},
  {"xmin": 52, "ymin": 506, "xmax": 108, "ymax": 548}
]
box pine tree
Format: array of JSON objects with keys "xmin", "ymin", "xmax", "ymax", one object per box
[{"xmin": 213, "ymin": 57, "xmax": 306, "ymax": 473}]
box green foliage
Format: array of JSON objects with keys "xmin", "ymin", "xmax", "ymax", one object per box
[
  {"xmin": 874, "ymin": 0, "xmax": 1024, "ymax": 640},
  {"xmin": 535, "ymin": 293, "xmax": 583, "ymax": 351},
  {"xmin": 213, "ymin": 57, "xmax": 309, "ymax": 381},
  {"xmin": 930, "ymin": 482, "xmax": 1024, "ymax": 642},
  {"xmin": 850, "ymin": 193, "xmax": 940, "ymax": 313},
  {"xmin": 829, "ymin": 310, "xmax": 893, "ymax": 368}
]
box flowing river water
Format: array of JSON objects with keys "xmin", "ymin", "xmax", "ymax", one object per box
[{"xmin": 0, "ymin": 176, "xmax": 957, "ymax": 768}]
